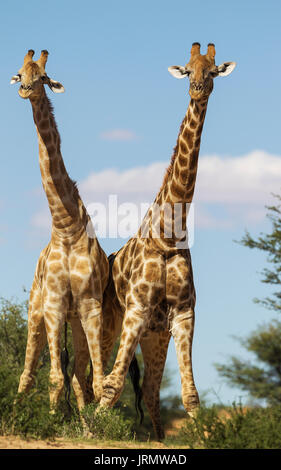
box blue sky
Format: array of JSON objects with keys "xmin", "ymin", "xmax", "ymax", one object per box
[{"xmin": 1, "ymin": 0, "xmax": 281, "ymax": 406}]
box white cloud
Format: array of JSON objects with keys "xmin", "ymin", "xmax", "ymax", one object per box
[
  {"xmin": 31, "ymin": 150, "xmax": 281, "ymax": 234},
  {"xmin": 100, "ymin": 129, "xmax": 138, "ymax": 141},
  {"xmin": 79, "ymin": 162, "xmax": 165, "ymax": 202},
  {"xmin": 196, "ymin": 150, "xmax": 281, "ymax": 204}
]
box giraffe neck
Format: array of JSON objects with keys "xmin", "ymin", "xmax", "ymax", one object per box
[
  {"xmin": 139, "ymin": 98, "xmax": 208, "ymax": 246},
  {"xmin": 158, "ymin": 97, "xmax": 208, "ymax": 206},
  {"xmin": 30, "ymin": 91, "xmax": 86, "ymax": 235}
]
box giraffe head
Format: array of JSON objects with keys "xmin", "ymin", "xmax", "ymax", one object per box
[
  {"xmin": 168, "ymin": 43, "xmax": 236, "ymax": 100},
  {"xmin": 10, "ymin": 50, "xmax": 64, "ymax": 99}
]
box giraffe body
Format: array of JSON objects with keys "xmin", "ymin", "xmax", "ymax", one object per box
[
  {"xmin": 100, "ymin": 43, "xmax": 236, "ymax": 440},
  {"xmin": 12, "ymin": 50, "xmax": 109, "ymax": 412}
]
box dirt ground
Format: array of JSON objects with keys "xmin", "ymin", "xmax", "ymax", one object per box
[
  {"xmin": 0, "ymin": 418, "xmax": 187, "ymax": 450},
  {"xmin": 0, "ymin": 435, "xmax": 167, "ymax": 449}
]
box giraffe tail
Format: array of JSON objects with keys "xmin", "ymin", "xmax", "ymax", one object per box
[{"xmin": 128, "ymin": 354, "xmax": 144, "ymax": 425}]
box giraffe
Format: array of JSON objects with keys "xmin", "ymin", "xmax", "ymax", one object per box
[
  {"xmin": 11, "ymin": 50, "xmax": 109, "ymax": 413},
  {"xmin": 99, "ymin": 43, "xmax": 236, "ymax": 439}
]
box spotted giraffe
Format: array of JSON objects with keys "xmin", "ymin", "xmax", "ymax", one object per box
[
  {"xmin": 99, "ymin": 43, "xmax": 236, "ymax": 439},
  {"xmin": 11, "ymin": 50, "xmax": 109, "ymax": 412}
]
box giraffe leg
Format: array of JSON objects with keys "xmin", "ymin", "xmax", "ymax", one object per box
[
  {"xmin": 77, "ymin": 298, "xmax": 104, "ymax": 402},
  {"xmin": 140, "ymin": 329, "xmax": 171, "ymax": 440},
  {"xmin": 99, "ymin": 308, "xmax": 148, "ymax": 408},
  {"xmin": 70, "ymin": 315, "xmax": 90, "ymax": 411},
  {"xmin": 43, "ymin": 303, "xmax": 66, "ymax": 411},
  {"xmin": 102, "ymin": 326, "xmax": 120, "ymax": 373},
  {"xmin": 18, "ymin": 287, "xmax": 47, "ymax": 395},
  {"xmin": 102, "ymin": 301, "xmax": 123, "ymax": 372},
  {"xmin": 170, "ymin": 309, "xmax": 199, "ymax": 414}
]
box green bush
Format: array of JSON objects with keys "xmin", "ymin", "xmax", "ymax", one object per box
[
  {"xmin": 2, "ymin": 385, "xmax": 82, "ymax": 440},
  {"xmin": 0, "ymin": 297, "xmax": 81, "ymax": 439},
  {"xmin": 81, "ymin": 403, "xmax": 133, "ymax": 441},
  {"xmin": 10, "ymin": 394, "xmax": 58, "ymax": 439},
  {"xmin": 174, "ymin": 403, "xmax": 281, "ymax": 449}
]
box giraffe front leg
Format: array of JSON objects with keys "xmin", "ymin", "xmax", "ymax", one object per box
[
  {"xmin": 170, "ymin": 309, "xmax": 199, "ymax": 414},
  {"xmin": 99, "ymin": 308, "xmax": 148, "ymax": 409},
  {"xmin": 18, "ymin": 303, "xmax": 47, "ymax": 396}
]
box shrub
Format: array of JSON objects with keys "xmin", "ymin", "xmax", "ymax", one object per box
[
  {"xmin": 81, "ymin": 403, "xmax": 133, "ymax": 441},
  {"xmin": 175, "ymin": 403, "xmax": 281, "ymax": 449}
]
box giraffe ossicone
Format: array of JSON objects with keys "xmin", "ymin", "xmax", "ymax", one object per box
[{"xmin": 99, "ymin": 42, "xmax": 236, "ymax": 440}]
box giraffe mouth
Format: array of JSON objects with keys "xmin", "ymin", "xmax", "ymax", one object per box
[{"xmin": 189, "ymin": 89, "xmax": 209, "ymax": 100}]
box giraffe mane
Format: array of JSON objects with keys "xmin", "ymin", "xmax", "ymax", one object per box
[
  {"xmin": 71, "ymin": 179, "xmax": 81, "ymax": 199},
  {"xmin": 45, "ymin": 95, "xmax": 81, "ymax": 203},
  {"xmin": 159, "ymin": 116, "xmax": 186, "ymax": 192},
  {"xmin": 159, "ymin": 147, "xmax": 177, "ymax": 192},
  {"xmin": 45, "ymin": 95, "xmax": 60, "ymax": 140}
]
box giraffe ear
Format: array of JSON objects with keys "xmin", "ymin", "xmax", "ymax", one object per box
[
  {"xmin": 46, "ymin": 77, "xmax": 65, "ymax": 93},
  {"xmin": 10, "ymin": 74, "xmax": 21, "ymax": 84},
  {"xmin": 168, "ymin": 66, "xmax": 189, "ymax": 79},
  {"xmin": 217, "ymin": 61, "xmax": 236, "ymax": 77}
]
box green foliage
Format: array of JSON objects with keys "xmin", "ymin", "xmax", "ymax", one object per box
[
  {"xmin": 174, "ymin": 403, "xmax": 281, "ymax": 449},
  {"xmin": 238, "ymin": 194, "xmax": 281, "ymax": 313},
  {"xmin": 215, "ymin": 320, "xmax": 281, "ymax": 405},
  {"xmin": 81, "ymin": 403, "xmax": 133, "ymax": 441},
  {"xmin": 0, "ymin": 297, "xmax": 74, "ymax": 438},
  {"xmin": 7, "ymin": 394, "xmax": 58, "ymax": 439},
  {"xmin": 0, "ymin": 297, "xmax": 28, "ymax": 368},
  {"xmin": 216, "ymin": 196, "xmax": 281, "ymax": 405}
]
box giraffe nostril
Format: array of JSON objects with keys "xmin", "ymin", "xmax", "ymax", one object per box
[
  {"xmin": 191, "ymin": 83, "xmax": 204, "ymax": 92},
  {"xmin": 191, "ymin": 83, "xmax": 203, "ymax": 91},
  {"xmin": 21, "ymin": 85, "xmax": 32, "ymax": 91}
]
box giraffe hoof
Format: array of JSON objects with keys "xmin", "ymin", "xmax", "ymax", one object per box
[
  {"xmin": 94, "ymin": 404, "xmax": 110, "ymax": 420},
  {"xmin": 83, "ymin": 428, "xmax": 94, "ymax": 439},
  {"xmin": 93, "ymin": 387, "xmax": 103, "ymax": 403},
  {"xmin": 156, "ymin": 430, "xmax": 165, "ymax": 441},
  {"xmin": 13, "ymin": 393, "xmax": 23, "ymax": 406}
]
